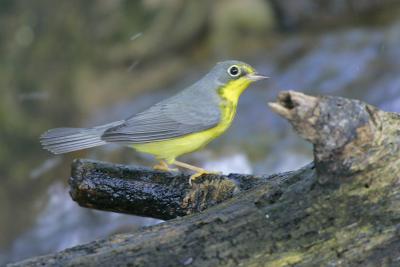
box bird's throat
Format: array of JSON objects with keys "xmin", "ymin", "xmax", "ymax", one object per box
[
  {"xmin": 216, "ymin": 77, "xmax": 253, "ymax": 131},
  {"xmin": 218, "ymin": 77, "xmax": 252, "ymax": 104}
]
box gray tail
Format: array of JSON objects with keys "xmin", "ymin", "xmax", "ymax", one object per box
[{"xmin": 40, "ymin": 121, "xmax": 123, "ymax": 154}]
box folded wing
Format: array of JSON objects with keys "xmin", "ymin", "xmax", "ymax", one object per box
[{"xmin": 101, "ymin": 91, "xmax": 221, "ymax": 143}]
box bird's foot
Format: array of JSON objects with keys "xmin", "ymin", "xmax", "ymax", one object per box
[
  {"xmin": 172, "ymin": 160, "xmax": 221, "ymax": 186},
  {"xmin": 189, "ymin": 170, "xmax": 222, "ymax": 186},
  {"xmin": 153, "ymin": 161, "xmax": 178, "ymax": 172}
]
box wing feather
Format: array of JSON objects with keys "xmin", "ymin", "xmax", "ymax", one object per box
[{"xmin": 101, "ymin": 89, "xmax": 221, "ymax": 143}]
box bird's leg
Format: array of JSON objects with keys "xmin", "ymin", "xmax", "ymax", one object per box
[
  {"xmin": 173, "ymin": 160, "xmax": 221, "ymax": 185},
  {"xmin": 153, "ymin": 160, "xmax": 178, "ymax": 172}
]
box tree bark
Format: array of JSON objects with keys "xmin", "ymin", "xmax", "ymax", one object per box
[
  {"xmin": 69, "ymin": 159, "xmax": 275, "ymax": 220},
  {"xmin": 10, "ymin": 91, "xmax": 400, "ymax": 267}
]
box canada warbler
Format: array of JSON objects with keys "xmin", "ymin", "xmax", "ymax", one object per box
[{"xmin": 41, "ymin": 60, "xmax": 267, "ymax": 183}]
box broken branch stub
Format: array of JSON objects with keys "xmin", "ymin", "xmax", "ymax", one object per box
[{"xmin": 269, "ymin": 91, "xmax": 398, "ymax": 179}]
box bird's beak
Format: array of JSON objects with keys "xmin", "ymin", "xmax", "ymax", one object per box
[{"xmin": 246, "ymin": 73, "xmax": 269, "ymax": 81}]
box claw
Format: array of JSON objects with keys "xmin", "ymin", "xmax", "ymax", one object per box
[
  {"xmin": 171, "ymin": 160, "xmax": 221, "ymax": 186},
  {"xmin": 189, "ymin": 172, "xmax": 204, "ymax": 186},
  {"xmin": 188, "ymin": 170, "xmax": 222, "ymax": 186}
]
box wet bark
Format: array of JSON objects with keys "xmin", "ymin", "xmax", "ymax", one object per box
[
  {"xmin": 10, "ymin": 91, "xmax": 400, "ymax": 267},
  {"xmin": 69, "ymin": 159, "xmax": 272, "ymax": 220}
]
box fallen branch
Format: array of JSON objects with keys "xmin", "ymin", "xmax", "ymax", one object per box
[{"xmin": 69, "ymin": 159, "xmax": 287, "ymax": 220}]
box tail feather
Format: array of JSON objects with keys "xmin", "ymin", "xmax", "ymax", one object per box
[{"xmin": 40, "ymin": 121, "xmax": 123, "ymax": 154}]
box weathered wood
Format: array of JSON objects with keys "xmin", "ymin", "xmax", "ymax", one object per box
[
  {"xmin": 10, "ymin": 91, "xmax": 400, "ymax": 267},
  {"xmin": 10, "ymin": 165, "xmax": 310, "ymax": 267},
  {"xmin": 69, "ymin": 159, "xmax": 274, "ymax": 220}
]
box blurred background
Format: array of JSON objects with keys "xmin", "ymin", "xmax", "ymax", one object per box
[{"xmin": 1, "ymin": 0, "xmax": 400, "ymax": 264}]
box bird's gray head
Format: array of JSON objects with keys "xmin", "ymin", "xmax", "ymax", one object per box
[{"xmin": 207, "ymin": 60, "xmax": 267, "ymax": 85}]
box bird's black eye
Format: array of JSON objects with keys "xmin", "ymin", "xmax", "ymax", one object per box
[{"xmin": 228, "ymin": 65, "xmax": 241, "ymax": 77}]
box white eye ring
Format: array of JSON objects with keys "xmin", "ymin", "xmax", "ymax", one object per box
[{"xmin": 227, "ymin": 65, "xmax": 241, "ymax": 77}]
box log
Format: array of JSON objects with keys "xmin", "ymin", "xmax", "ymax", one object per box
[
  {"xmin": 69, "ymin": 159, "xmax": 285, "ymax": 220},
  {"xmin": 10, "ymin": 91, "xmax": 400, "ymax": 267}
]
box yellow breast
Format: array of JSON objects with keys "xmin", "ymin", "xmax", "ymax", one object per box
[{"xmin": 131, "ymin": 77, "xmax": 252, "ymax": 163}]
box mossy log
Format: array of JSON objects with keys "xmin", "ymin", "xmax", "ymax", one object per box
[{"xmin": 10, "ymin": 91, "xmax": 400, "ymax": 267}]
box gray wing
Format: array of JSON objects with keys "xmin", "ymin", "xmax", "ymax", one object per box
[{"xmin": 101, "ymin": 91, "xmax": 221, "ymax": 143}]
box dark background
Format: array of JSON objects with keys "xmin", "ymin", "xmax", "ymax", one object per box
[{"xmin": 1, "ymin": 0, "xmax": 400, "ymax": 264}]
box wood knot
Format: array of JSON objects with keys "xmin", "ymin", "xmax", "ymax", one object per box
[{"xmin": 181, "ymin": 176, "xmax": 237, "ymax": 213}]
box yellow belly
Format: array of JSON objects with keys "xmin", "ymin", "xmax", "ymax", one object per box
[
  {"xmin": 132, "ymin": 128, "xmax": 221, "ymax": 163},
  {"xmin": 132, "ymin": 102, "xmax": 236, "ymax": 164},
  {"xmin": 132, "ymin": 111, "xmax": 234, "ymax": 164}
]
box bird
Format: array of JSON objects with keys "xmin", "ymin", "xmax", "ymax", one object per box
[{"xmin": 40, "ymin": 60, "xmax": 267, "ymax": 184}]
